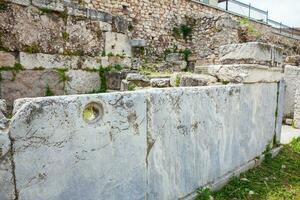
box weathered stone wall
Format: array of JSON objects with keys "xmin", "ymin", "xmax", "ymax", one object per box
[
  {"xmin": 85, "ymin": 0, "xmax": 300, "ymax": 62},
  {"xmin": 1, "ymin": 83, "xmax": 279, "ymax": 199}
]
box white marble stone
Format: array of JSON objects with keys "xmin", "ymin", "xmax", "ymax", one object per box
[
  {"xmin": 219, "ymin": 42, "xmax": 283, "ymax": 66},
  {"xmin": 207, "ymin": 64, "xmax": 283, "ymax": 83},
  {"xmin": 105, "ymin": 32, "xmax": 132, "ymax": 57},
  {"xmin": 10, "ymin": 93, "xmax": 147, "ymax": 200},
  {"xmin": 284, "ymin": 65, "xmax": 300, "ymax": 117},
  {"xmin": 294, "ymin": 88, "xmax": 300, "ymax": 129}
]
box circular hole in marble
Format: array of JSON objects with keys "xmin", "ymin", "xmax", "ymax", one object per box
[{"xmin": 83, "ymin": 102, "xmax": 103, "ymax": 123}]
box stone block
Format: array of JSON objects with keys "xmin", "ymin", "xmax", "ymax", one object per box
[
  {"xmin": 65, "ymin": 70, "xmax": 101, "ymax": 94},
  {"xmin": 275, "ymin": 79, "xmax": 285, "ymax": 143},
  {"xmin": 8, "ymin": 0, "xmax": 31, "ymax": 6},
  {"xmin": 126, "ymin": 73, "xmax": 150, "ymax": 88},
  {"xmin": 150, "ymin": 78, "xmax": 170, "ymax": 88},
  {"xmin": 283, "ymin": 65, "xmax": 300, "ymax": 117},
  {"xmin": 19, "ymin": 52, "xmax": 79, "ymax": 69},
  {"xmin": 108, "ymin": 56, "xmax": 131, "ymax": 69},
  {"xmin": 105, "ymin": 32, "xmax": 132, "ymax": 57},
  {"xmin": 66, "ymin": 4, "xmax": 87, "ymax": 17},
  {"xmin": 146, "ymin": 84, "xmax": 277, "ymax": 199},
  {"xmin": 0, "ymin": 51, "xmax": 17, "ymax": 67},
  {"xmin": 180, "ymin": 74, "xmax": 217, "ymax": 86},
  {"xmin": 107, "ymin": 72, "xmax": 127, "ymax": 90},
  {"xmin": 0, "ymin": 70, "xmax": 64, "ymax": 108},
  {"xmin": 112, "ymin": 16, "xmax": 128, "ymax": 33},
  {"xmin": 32, "ymin": 0, "xmax": 65, "ymax": 12},
  {"xmin": 80, "ymin": 56, "xmax": 101, "ymax": 70},
  {"xmin": 285, "ymin": 118, "xmax": 293, "ymax": 125},
  {"xmin": 207, "ymin": 64, "xmax": 283, "ymax": 83},
  {"xmin": 86, "ymin": 9, "xmax": 113, "ymax": 23},
  {"xmin": 285, "ymin": 55, "xmax": 300, "ymax": 66},
  {"xmin": 165, "ymin": 53, "xmax": 184, "ymax": 62},
  {"xmin": 130, "ymin": 39, "xmax": 147, "ymax": 47},
  {"xmin": 194, "ymin": 65, "xmax": 210, "ymax": 74},
  {"xmin": 219, "ymin": 42, "xmax": 283, "ymax": 66},
  {"xmin": 294, "ymin": 88, "xmax": 300, "ymax": 129},
  {"xmin": 10, "ymin": 93, "xmax": 147, "ymax": 200}
]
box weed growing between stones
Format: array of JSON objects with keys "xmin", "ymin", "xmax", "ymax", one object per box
[
  {"xmin": 25, "ymin": 43, "xmax": 40, "ymax": 54},
  {"xmin": 239, "ymin": 17, "xmax": 262, "ymax": 42},
  {"xmin": 172, "ymin": 24, "xmax": 193, "ymax": 41},
  {"xmin": 175, "ymin": 76, "xmax": 181, "ymax": 87},
  {"xmin": 0, "ymin": 63, "xmax": 24, "ymax": 81},
  {"xmin": 197, "ymin": 188, "xmax": 213, "ymax": 200},
  {"xmin": 55, "ymin": 68, "xmax": 70, "ymax": 91},
  {"xmin": 128, "ymin": 82, "xmax": 137, "ymax": 91},
  {"xmin": 45, "ymin": 85, "xmax": 55, "ymax": 96},
  {"xmin": 62, "ymin": 32, "xmax": 69, "ymax": 41}
]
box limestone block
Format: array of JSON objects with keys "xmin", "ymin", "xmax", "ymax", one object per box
[
  {"xmin": 171, "ymin": 61, "xmax": 187, "ymax": 71},
  {"xmin": 105, "ymin": 32, "xmax": 132, "ymax": 57},
  {"xmin": 65, "ymin": 70, "xmax": 101, "ymax": 94},
  {"xmin": 32, "ymin": 0, "xmax": 65, "ymax": 12},
  {"xmin": 8, "ymin": 0, "xmax": 31, "ymax": 6},
  {"xmin": 219, "ymin": 42, "xmax": 283, "ymax": 66},
  {"xmin": 98, "ymin": 21, "xmax": 112, "ymax": 32},
  {"xmin": 19, "ymin": 52, "xmax": 79, "ymax": 69},
  {"xmin": 112, "ymin": 16, "xmax": 128, "ymax": 33},
  {"xmin": 130, "ymin": 39, "xmax": 147, "ymax": 47},
  {"xmin": 194, "ymin": 65, "xmax": 210, "ymax": 74},
  {"xmin": 180, "ymin": 74, "xmax": 217, "ymax": 86},
  {"xmin": 150, "ymin": 78, "xmax": 170, "ymax": 88},
  {"xmin": 285, "ymin": 55, "xmax": 300, "ymax": 66},
  {"xmin": 146, "ymin": 84, "xmax": 277, "ymax": 199},
  {"xmin": 207, "ymin": 64, "xmax": 283, "ymax": 83},
  {"xmin": 294, "ymin": 88, "xmax": 300, "ymax": 129},
  {"xmin": 80, "ymin": 56, "xmax": 102, "ymax": 70},
  {"xmin": 285, "ymin": 118, "xmax": 293, "ymax": 125},
  {"xmin": 66, "ymin": 4, "xmax": 87, "ymax": 17},
  {"xmin": 283, "ymin": 65, "xmax": 300, "ymax": 117},
  {"xmin": 126, "ymin": 73, "xmax": 149, "ymax": 82},
  {"xmin": 165, "ymin": 53, "xmax": 184, "ymax": 62},
  {"xmin": 108, "ymin": 56, "xmax": 131, "ymax": 69},
  {"xmin": 107, "ymin": 72, "xmax": 127, "ymax": 90},
  {"xmin": 0, "ymin": 51, "xmax": 17, "ymax": 67},
  {"xmin": 0, "ymin": 70, "xmax": 64, "ymax": 108},
  {"xmin": 10, "ymin": 93, "xmax": 147, "ymax": 200},
  {"xmin": 86, "ymin": 9, "xmax": 113, "ymax": 23}
]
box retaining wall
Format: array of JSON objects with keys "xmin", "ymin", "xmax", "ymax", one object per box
[{"xmin": 0, "ymin": 83, "xmax": 282, "ymax": 199}]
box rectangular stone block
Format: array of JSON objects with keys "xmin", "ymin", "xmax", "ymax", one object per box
[
  {"xmin": 105, "ymin": 32, "xmax": 132, "ymax": 57},
  {"xmin": 19, "ymin": 52, "xmax": 79, "ymax": 70},
  {"xmin": 294, "ymin": 88, "xmax": 300, "ymax": 129},
  {"xmin": 32, "ymin": 0, "xmax": 64, "ymax": 12},
  {"xmin": 219, "ymin": 42, "xmax": 283, "ymax": 67},
  {"xmin": 146, "ymin": 84, "xmax": 277, "ymax": 199},
  {"xmin": 207, "ymin": 64, "xmax": 283, "ymax": 83},
  {"xmin": 283, "ymin": 65, "xmax": 300, "ymax": 117},
  {"xmin": 65, "ymin": 70, "xmax": 100, "ymax": 94},
  {"xmin": 7, "ymin": 0, "xmax": 31, "ymax": 6},
  {"xmin": 10, "ymin": 93, "xmax": 147, "ymax": 200},
  {"xmin": 0, "ymin": 51, "xmax": 17, "ymax": 67}
]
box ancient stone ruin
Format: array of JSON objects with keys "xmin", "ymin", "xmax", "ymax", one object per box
[{"xmin": 0, "ymin": 0, "xmax": 300, "ymax": 199}]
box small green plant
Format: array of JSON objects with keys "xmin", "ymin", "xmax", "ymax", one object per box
[
  {"xmin": 179, "ymin": 48, "xmax": 192, "ymax": 62},
  {"xmin": 25, "ymin": 43, "xmax": 40, "ymax": 54},
  {"xmin": 0, "ymin": 0, "xmax": 8, "ymax": 11},
  {"xmin": 59, "ymin": 9, "xmax": 68, "ymax": 23},
  {"xmin": 173, "ymin": 24, "xmax": 193, "ymax": 41},
  {"xmin": 239, "ymin": 17, "xmax": 262, "ymax": 41},
  {"xmin": 101, "ymin": 51, "xmax": 106, "ymax": 57},
  {"xmin": 222, "ymin": 80, "xmax": 230, "ymax": 85},
  {"xmin": 107, "ymin": 52, "xmax": 114, "ymax": 57},
  {"xmin": 128, "ymin": 82, "xmax": 137, "ymax": 91},
  {"xmin": 39, "ymin": 7, "xmax": 52, "ymax": 14},
  {"xmin": 55, "ymin": 68, "xmax": 70, "ymax": 88},
  {"xmin": 196, "ymin": 187, "xmax": 212, "ymax": 200},
  {"xmin": 62, "ymin": 32, "xmax": 69, "ymax": 40},
  {"xmin": 175, "ymin": 76, "xmax": 181, "ymax": 87},
  {"xmin": 33, "ymin": 66, "xmax": 45, "ymax": 70},
  {"xmin": 45, "ymin": 85, "xmax": 55, "ymax": 96}
]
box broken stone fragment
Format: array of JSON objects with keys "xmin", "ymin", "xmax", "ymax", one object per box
[
  {"xmin": 207, "ymin": 64, "xmax": 283, "ymax": 83},
  {"xmin": 219, "ymin": 42, "xmax": 283, "ymax": 67},
  {"xmin": 105, "ymin": 32, "xmax": 132, "ymax": 57},
  {"xmin": 180, "ymin": 74, "xmax": 217, "ymax": 86},
  {"xmin": 125, "ymin": 73, "xmax": 150, "ymax": 88},
  {"xmin": 150, "ymin": 78, "xmax": 170, "ymax": 88},
  {"xmin": 285, "ymin": 118, "xmax": 293, "ymax": 126},
  {"xmin": 130, "ymin": 39, "xmax": 147, "ymax": 47}
]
